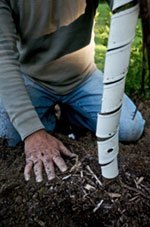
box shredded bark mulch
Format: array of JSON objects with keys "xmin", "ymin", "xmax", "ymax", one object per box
[{"xmin": 0, "ymin": 100, "xmax": 150, "ymax": 227}]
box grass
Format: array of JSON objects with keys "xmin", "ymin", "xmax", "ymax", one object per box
[{"xmin": 94, "ymin": 3, "xmax": 150, "ymax": 99}]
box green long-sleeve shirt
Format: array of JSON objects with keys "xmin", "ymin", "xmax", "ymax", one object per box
[{"xmin": 0, "ymin": 0, "xmax": 100, "ymax": 140}]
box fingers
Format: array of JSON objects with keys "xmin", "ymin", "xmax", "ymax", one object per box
[
  {"xmin": 43, "ymin": 158, "xmax": 55, "ymax": 180},
  {"xmin": 24, "ymin": 159, "xmax": 43, "ymax": 182},
  {"xmin": 34, "ymin": 160, "xmax": 43, "ymax": 182},
  {"xmin": 24, "ymin": 135, "xmax": 75, "ymax": 182},
  {"xmin": 24, "ymin": 153, "xmax": 69, "ymax": 182},
  {"xmin": 24, "ymin": 160, "xmax": 33, "ymax": 181},
  {"xmin": 59, "ymin": 143, "xmax": 77, "ymax": 158},
  {"xmin": 53, "ymin": 155, "xmax": 67, "ymax": 172}
]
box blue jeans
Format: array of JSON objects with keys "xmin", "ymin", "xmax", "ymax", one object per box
[{"xmin": 0, "ymin": 69, "xmax": 145, "ymax": 146}]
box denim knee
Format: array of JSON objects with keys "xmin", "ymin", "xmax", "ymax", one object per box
[
  {"xmin": 119, "ymin": 110, "xmax": 145, "ymax": 142},
  {"xmin": 0, "ymin": 117, "xmax": 21, "ymax": 147}
]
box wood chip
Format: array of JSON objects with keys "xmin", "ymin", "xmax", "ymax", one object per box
[
  {"xmin": 69, "ymin": 155, "xmax": 81, "ymax": 172},
  {"xmin": 86, "ymin": 165, "xmax": 102, "ymax": 187},
  {"xmin": 129, "ymin": 195, "xmax": 139, "ymax": 202},
  {"xmin": 136, "ymin": 177, "xmax": 144, "ymax": 185},
  {"xmin": 93, "ymin": 200, "xmax": 104, "ymax": 213},
  {"xmin": 80, "ymin": 170, "xmax": 83, "ymax": 178},
  {"xmin": 108, "ymin": 192, "xmax": 121, "ymax": 198},
  {"xmin": 62, "ymin": 175, "xmax": 71, "ymax": 180},
  {"xmin": 84, "ymin": 184, "xmax": 96, "ymax": 191}
]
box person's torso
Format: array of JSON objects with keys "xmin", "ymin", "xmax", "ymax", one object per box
[{"xmin": 9, "ymin": 0, "xmax": 99, "ymax": 94}]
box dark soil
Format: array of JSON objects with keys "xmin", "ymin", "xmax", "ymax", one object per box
[{"xmin": 0, "ymin": 100, "xmax": 150, "ymax": 227}]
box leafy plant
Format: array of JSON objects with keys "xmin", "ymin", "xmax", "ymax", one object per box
[{"xmin": 94, "ymin": 3, "xmax": 150, "ymax": 99}]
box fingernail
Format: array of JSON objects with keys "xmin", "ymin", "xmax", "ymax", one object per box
[
  {"xmin": 62, "ymin": 166, "xmax": 67, "ymax": 172},
  {"xmin": 36, "ymin": 177, "xmax": 43, "ymax": 183},
  {"xmin": 25, "ymin": 175, "xmax": 30, "ymax": 181},
  {"xmin": 71, "ymin": 153, "xmax": 77, "ymax": 158},
  {"xmin": 48, "ymin": 175, "xmax": 55, "ymax": 181},
  {"xmin": 36, "ymin": 176, "xmax": 43, "ymax": 183}
]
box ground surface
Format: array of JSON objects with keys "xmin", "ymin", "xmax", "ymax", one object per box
[{"xmin": 0, "ymin": 100, "xmax": 150, "ymax": 227}]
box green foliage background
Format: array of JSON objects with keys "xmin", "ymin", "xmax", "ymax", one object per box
[{"xmin": 94, "ymin": 3, "xmax": 150, "ymax": 99}]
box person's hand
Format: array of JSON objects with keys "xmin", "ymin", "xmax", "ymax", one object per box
[{"xmin": 24, "ymin": 129, "xmax": 76, "ymax": 182}]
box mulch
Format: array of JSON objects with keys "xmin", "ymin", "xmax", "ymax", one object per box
[{"xmin": 0, "ymin": 100, "xmax": 150, "ymax": 227}]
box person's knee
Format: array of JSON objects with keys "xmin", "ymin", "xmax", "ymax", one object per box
[
  {"xmin": 1, "ymin": 127, "xmax": 21, "ymax": 147},
  {"xmin": 119, "ymin": 111, "xmax": 145, "ymax": 142},
  {"xmin": 6, "ymin": 136, "xmax": 21, "ymax": 147},
  {"xmin": 0, "ymin": 110, "xmax": 21, "ymax": 147}
]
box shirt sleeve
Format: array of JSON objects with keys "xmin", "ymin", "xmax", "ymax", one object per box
[{"xmin": 0, "ymin": 0, "xmax": 45, "ymax": 140}]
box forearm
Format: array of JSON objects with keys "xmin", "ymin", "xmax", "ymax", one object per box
[{"xmin": 0, "ymin": 0, "xmax": 44, "ymax": 140}]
